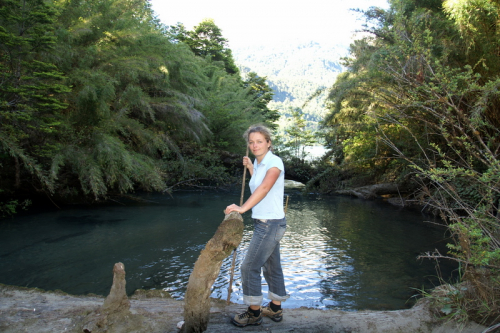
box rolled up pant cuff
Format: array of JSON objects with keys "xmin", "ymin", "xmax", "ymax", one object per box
[
  {"xmin": 268, "ymin": 291, "xmax": 290, "ymax": 302},
  {"xmin": 243, "ymin": 295, "xmax": 264, "ymax": 306}
]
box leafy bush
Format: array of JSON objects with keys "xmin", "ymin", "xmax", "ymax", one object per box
[{"xmin": 321, "ymin": 0, "xmax": 500, "ymax": 327}]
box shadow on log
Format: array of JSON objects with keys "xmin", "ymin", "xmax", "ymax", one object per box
[{"xmin": 181, "ymin": 212, "xmax": 244, "ymax": 333}]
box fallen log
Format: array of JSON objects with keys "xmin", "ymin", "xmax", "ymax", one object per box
[
  {"xmin": 337, "ymin": 183, "xmax": 401, "ymax": 199},
  {"xmin": 181, "ymin": 212, "xmax": 244, "ymax": 333}
]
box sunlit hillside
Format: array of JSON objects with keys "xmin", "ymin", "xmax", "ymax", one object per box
[{"xmin": 233, "ymin": 41, "xmax": 348, "ymax": 130}]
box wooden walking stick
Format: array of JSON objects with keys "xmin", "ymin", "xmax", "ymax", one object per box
[
  {"xmin": 226, "ymin": 146, "xmax": 249, "ymax": 305},
  {"xmin": 284, "ymin": 194, "xmax": 289, "ymax": 215}
]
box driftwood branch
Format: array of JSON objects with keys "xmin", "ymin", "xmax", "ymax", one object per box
[{"xmin": 181, "ymin": 212, "xmax": 244, "ymax": 333}]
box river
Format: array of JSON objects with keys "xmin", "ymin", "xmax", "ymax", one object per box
[{"xmin": 0, "ymin": 189, "xmax": 455, "ymax": 311}]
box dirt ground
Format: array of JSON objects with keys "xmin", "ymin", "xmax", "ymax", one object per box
[{"xmin": 0, "ymin": 283, "xmax": 488, "ymax": 333}]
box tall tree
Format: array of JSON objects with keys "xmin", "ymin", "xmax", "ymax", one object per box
[
  {"xmin": 198, "ymin": 65, "xmax": 264, "ymax": 151},
  {"xmin": 0, "ymin": 0, "xmax": 71, "ymax": 196},
  {"xmin": 0, "ymin": 0, "xmax": 274, "ymax": 207},
  {"xmin": 50, "ymin": 0, "xmax": 213, "ymax": 199},
  {"xmin": 243, "ymin": 72, "xmax": 280, "ymax": 128},
  {"xmin": 169, "ymin": 19, "xmax": 240, "ymax": 75},
  {"xmin": 285, "ymin": 108, "xmax": 316, "ymax": 160}
]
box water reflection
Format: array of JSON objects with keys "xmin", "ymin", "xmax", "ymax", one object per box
[
  {"xmin": 0, "ymin": 191, "xmax": 454, "ymax": 310},
  {"xmin": 278, "ymin": 195, "xmax": 453, "ymax": 310}
]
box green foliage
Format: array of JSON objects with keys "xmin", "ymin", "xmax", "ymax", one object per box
[
  {"xmin": 161, "ymin": 142, "xmax": 235, "ymax": 190},
  {"xmin": 197, "ymin": 65, "xmax": 265, "ymax": 152},
  {"xmin": 279, "ymin": 108, "xmax": 316, "ymax": 160},
  {"xmin": 0, "ymin": 195, "xmax": 31, "ymax": 218},
  {"xmin": 0, "ymin": 0, "xmax": 275, "ymax": 206},
  {"xmin": 416, "ymin": 282, "xmax": 472, "ymax": 327},
  {"xmin": 243, "ymin": 72, "xmax": 280, "ymax": 128},
  {"xmin": 166, "ymin": 21, "xmax": 278, "ymax": 152},
  {"xmin": 443, "ymin": 0, "xmax": 500, "ymax": 78},
  {"xmin": 271, "ymin": 108, "xmax": 317, "ymax": 183},
  {"xmin": 168, "ymin": 19, "xmax": 239, "ymax": 75},
  {"xmin": 0, "ymin": 0, "xmax": 71, "ymax": 195},
  {"xmin": 321, "ymin": 0, "xmax": 500, "ymax": 326}
]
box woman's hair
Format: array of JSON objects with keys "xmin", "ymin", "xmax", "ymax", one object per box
[{"xmin": 244, "ymin": 125, "xmax": 273, "ymax": 151}]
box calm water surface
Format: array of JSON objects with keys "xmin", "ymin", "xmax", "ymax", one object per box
[{"xmin": 0, "ymin": 190, "xmax": 455, "ymax": 310}]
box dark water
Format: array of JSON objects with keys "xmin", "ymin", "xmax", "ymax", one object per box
[{"xmin": 0, "ymin": 190, "xmax": 455, "ymax": 310}]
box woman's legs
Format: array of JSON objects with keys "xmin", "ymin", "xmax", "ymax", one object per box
[
  {"xmin": 262, "ymin": 242, "xmax": 287, "ymax": 301},
  {"xmin": 241, "ymin": 218, "xmax": 288, "ymax": 307}
]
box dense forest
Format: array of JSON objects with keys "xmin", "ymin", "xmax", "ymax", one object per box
[
  {"xmin": 0, "ymin": 0, "xmax": 278, "ymax": 210},
  {"xmin": 315, "ymin": 0, "xmax": 500, "ymax": 327},
  {"xmin": 1, "ymin": 0, "xmax": 500, "ymax": 328}
]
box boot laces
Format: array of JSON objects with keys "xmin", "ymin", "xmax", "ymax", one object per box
[{"xmin": 238, "ymin": 310, "xmax": 252, "ymax": 319}]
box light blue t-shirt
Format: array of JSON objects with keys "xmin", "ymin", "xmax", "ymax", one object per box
[{"xmin": 249, "ymin": 151, "xmax": 285, "ymax": 219}]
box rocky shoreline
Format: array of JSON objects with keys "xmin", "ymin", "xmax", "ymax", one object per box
[{"xmin": 0, "ymin": 283, "xmax": 486, "ymax": 333}]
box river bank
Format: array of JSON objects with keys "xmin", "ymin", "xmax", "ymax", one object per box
[{"xmin": 0, "ymin": 283, "xmax": 486, "ymax": 333}]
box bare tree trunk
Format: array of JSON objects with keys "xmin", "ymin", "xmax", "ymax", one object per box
[{"xmin": 181, "ymin": 212, "xmax": 244, "ymax": 333}]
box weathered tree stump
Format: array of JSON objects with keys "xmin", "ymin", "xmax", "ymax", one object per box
[
  {"xmin": 102, "ymin": 262, "xmax": 130, "ymax": 312},
  {"xmin": 181, "ymin": 212, "xmax": 244, "ymax": 333},
  {"xmin": 82, "ymin": 262, "xmax": 151, "ymax": 333}
]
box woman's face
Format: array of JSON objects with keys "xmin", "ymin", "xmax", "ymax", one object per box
[{"xmin": 248, "ymin": 132, "xmax": 270, "ymax": 160}]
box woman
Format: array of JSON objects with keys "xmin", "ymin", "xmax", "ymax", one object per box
[{"xmin": 224, "ymin": 125, "xmax": 289, "ymax": 327}]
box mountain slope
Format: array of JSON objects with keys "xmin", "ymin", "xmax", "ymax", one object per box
[{"xmin": 233, "ymin": 41, "xmax": 348, "ymax": 124}]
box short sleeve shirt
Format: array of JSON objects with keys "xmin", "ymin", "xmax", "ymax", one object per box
[{"xmin": 249, "ymin": 151, "xmax": 285, "ymax": 219}]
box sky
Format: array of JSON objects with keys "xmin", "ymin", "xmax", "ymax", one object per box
[{"xmin": 149, "ymin": 0, "xmax": 390, "ymax": 49}]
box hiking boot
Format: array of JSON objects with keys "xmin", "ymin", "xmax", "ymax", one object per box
[
  {"xmin": 261, "ymin": 302, "xmax": 283, "ymax": 322},
  {"xmin": 231, "ymin": 308, "xmax": 263, "ymax": 327}
]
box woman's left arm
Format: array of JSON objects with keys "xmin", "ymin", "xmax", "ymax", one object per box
[{"xmin": 224, "ymin": 167, "xmax": 281, "ymax": 215}]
